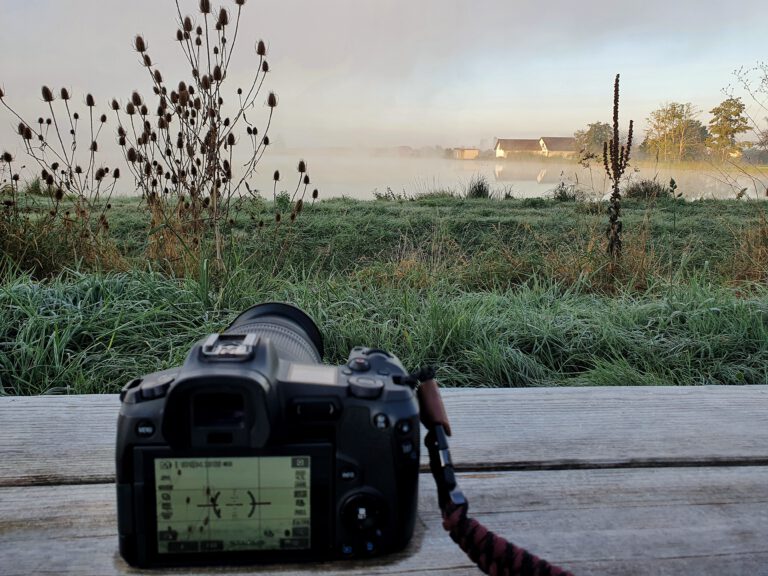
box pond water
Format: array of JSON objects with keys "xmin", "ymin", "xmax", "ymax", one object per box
[{"xmin": 254, "ymin": 150, "xmax": 768, "ymax": 201}]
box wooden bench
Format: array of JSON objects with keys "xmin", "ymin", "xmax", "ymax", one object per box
[{"xmin": 1, "ymin": 386, "xmax": 767, "ymax": 575}]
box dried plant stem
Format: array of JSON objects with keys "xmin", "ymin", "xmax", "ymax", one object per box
[{"xmin": 603, "ymin": 74, "xmax": 634, "ymax": 260}]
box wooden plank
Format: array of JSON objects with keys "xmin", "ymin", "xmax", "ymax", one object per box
[
  {"xmin": 1, "ymin": 386, "xmax": 768, "ymax": 486},
  {"xmin": 1, "ymin": 467, "xmax": 767, "ymax": 575}
]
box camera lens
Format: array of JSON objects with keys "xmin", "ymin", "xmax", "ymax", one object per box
[{"xmin": 226, "ymin": 303, "xmax": 324, "ymax": 363}]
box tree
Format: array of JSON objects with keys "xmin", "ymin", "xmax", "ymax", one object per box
[
  {"xmin": 574, "ymin": 121, "xmax": 612, "ymax": 157},
  {"xmin": 706, "ymin": 97, "xmax": 750, "ymax": 160},
  {"xmin": 642, "ymin": 102, "xmax": 708, "ymax": 162}
]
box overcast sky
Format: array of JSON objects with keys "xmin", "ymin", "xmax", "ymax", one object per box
[{"xmin": 1, "ymin": 0, "xmax": 766, "ymax": 151}]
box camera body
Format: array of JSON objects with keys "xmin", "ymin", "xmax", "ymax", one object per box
[{"xmin": 116, "ymin": 305, "xmax": 420, "ymax": 568}]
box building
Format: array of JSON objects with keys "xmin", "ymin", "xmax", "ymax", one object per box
[
  {"xmin": 494, "ymin": 139, "xmax": 542, "ymax": 158},
  {"xmin": 539, "ymin": 137, "xmax": 577, "ymax": 158},
  {"xmin": 452, "ymin": 148, "xmax": 480, "ymax": 160},
  {"xmin": 494, "ymin": 137, "xmax": 578, "ymax": 159}
]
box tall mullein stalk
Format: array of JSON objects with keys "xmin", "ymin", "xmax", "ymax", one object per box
[{"xmin": 603, "ymin": 74, "xmax": 634, "ymax": 260}]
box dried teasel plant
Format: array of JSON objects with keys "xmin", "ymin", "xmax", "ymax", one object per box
[
  {"xmin": 111, "ymin": 0, "xmax": 318, "ymax": 268},
  {"xmin": 603, "ymin": 74, "xmax": 634, "ymax": 260},
  {"xmin": 0, "ymin": 82, "xmax": 121, "ymax": 249}
]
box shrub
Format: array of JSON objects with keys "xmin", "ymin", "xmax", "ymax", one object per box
[
  {"xmin": 625, "ymin": 179, "xmax": 672, "ymax": 200},
  {"xmin": 465, "ymin": 174, "xmax": 492, "ymax": 199},
  {"xmin": 551, "ymin": 181, "xmax": 586, "ymax": 202}
]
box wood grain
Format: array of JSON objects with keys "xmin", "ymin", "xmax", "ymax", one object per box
[
  {"xmin": 1, "ymin": 387, "xmax": 767, "ymax": 486},
  {"xmin": 1, "ymin": 467, "xmax": 767, "ymax": 575}
]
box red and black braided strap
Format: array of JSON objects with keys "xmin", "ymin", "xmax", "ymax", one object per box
[
  {"xmin": 414, "ymin": 371, "xmax": 574, "ymax": 576},
  {"xmin": 442, "ymin": 500, "xmax": 574, "ymax": 576}
]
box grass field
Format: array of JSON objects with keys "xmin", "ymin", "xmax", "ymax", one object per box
[{"xmin": 2, "ymin": 193, "xmax": 768, "ymax": 394}]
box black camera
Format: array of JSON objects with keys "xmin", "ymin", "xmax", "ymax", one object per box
[{"xmin": 116, "ymin": 303, "xmax": 420, "ymax": 568}]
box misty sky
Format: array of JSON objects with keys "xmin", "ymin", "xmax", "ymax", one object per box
[{"xmin": 1, "ymin": 0, "xmax": 766, "ymax": 150}]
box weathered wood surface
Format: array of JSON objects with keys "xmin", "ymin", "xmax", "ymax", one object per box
[
  {"xmin": 2, "ymin": 467, "xmax": 768, "ymax": 576},
  {"xmin": 1, "ymin": 387, "xmax": 767, "ymax": 575},
  {"xmin": 1, "ymin": 386, "xmax": 767, "ymax": 486}
]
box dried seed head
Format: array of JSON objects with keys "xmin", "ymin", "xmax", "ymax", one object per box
[
  {"xmin": 142, "ymin": 54, "xmax": 152, "ymax": 67},
  {"xmin": 275, "ymin": 212, "xmax": 281, "ymax": 223},
  {"xmin": 111, "ymin": 99, "xmax": 120, "ymax": 111},
  {"xmin": 262, "ymin": 60, "xmax": 269, "ymax": 73},
  {"xmin": 213, "ymin": 65, "xmax": 222, "ymax": 82},
  {"xmin": 134, "ymin": 35, "xmax": 147, "ymax": 53},
  {"xmin": 48, "ymin": 117, "xmax": 54, "ymax": 124},
  {"xmin": 195, "ymin": 36, "xmax": 202, "ymax": 47},
  {"xmin": 263, "ymin": 135, "xmax": 270, "ymax": 146},
  {"xmin": 303, "ymin": 174, "xmax": 310, "ymax": 185},
  {"xmin": 267, "ymin": 92, "xmax": 277, "ymax": 108},
  {"xmin": 199, "ymin": 0, "xmax": 211, "ymax": 14},
  {"xmin": 227, "ymin": 133, "xmax": 235, "ymax": 146},
  {"xmin": 113, "ymin": 168, "xmax": 120, "ymax": 179},
  {"xmin": 41, "ymin": 85, "xmax": 54, "ymax": 102},
  {"xmin": 140, "ymin": 104, "xmax": 148, "ymax": 116},
  {"xmin": 201, "ymin": 75, "xmax": 211, "ymax": 90},
  {"xmin": 196, "ymin": 26, "xmax": 203, "ymax": 35},
  {"xmin": 218, "ymin": 8, "xmax": 229, "ymax": 26},
  {"xmin": 131, "ymin": 91, "xmax": 142, "ymax": 106},
  {"xmin": 184, "ymin": 16, "xmax": 193, "ymax": 32},
  {"xmin": 118, "ymin": 136, "xmax": 126, "ymax": 146},
  {"xmin": 95, "ymin": 168, "xmax": 106, "ymax": 181},
  {"xmin": 90, "ymin": 141, "xmax": 98, "ymax": 152},
  {"xmin": 235, "ymin": 0, "xmax": 246, "ymax": 5},
  {"xmin": 17, "ymin": 122, "xmax": 25, "ymax": 135},
  {"xmin": 176, "ymin": 29, "xmax": 184, "ymax": 42},
  {"xmin": 54, "ymin": 188, "xmax": 64, "ymax": 201},
  {"xmin": 0, "ymin": 86, "xmax": 4, "ymax": 99},
  {"xmin": 290, "ymin": 212, "xmax": 296, "ymax": 222},
  {"xmin": 296, "ymin": 199, "xmax": 304, "ymax": 213},
  {"xmin": 273, "ymin": 170, "xmax": 280, "ymax": 181},
  {"xmin": 127, "ymin": 148, "xmax": 138, "ymax": 162},
  {"xmin": 45, "ymin": 174, "xmax": 54, "ymax": 186},
  {"xmin": 75, "ymin": 166, "xmax": 82, "ymax": 174},
  {"xmin": 297, "ymin": 159, "xmax": 306, "ymax": 173},
  {"xmin": 86, "ymin": 93, "xmax": 95, "ymax": 107},
  {"xmin": 1, "ymin": 152, "xmax": 12, "ymax": 162},
  {"xmin": 100, "ymin": 114, "xmax": 107, "ymax": 123},
  {"xmin": 256, "ymin": 39, "xmax": 266, "ymax": 56},
  {"xmin": 154, "ymin": 69, "xmax": 163, "ymax": 84},
  {"xmin": 23, "ymin": 127, "xmax": 33, "ymax": 140},
  {"xmin": 38, "ymin": 117, "xmax": 44, "ymax": 124},
  {"xmin": 60, "ymin": 87, "xmax": 70, "ymax": 101},
  {"xmin": 312, "ymin": 188, "xmax": 319, "ymax": 199}
]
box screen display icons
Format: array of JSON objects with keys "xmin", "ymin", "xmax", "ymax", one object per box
[{"xmin": 154, "ymin": 456, "xmax": 311, "ymax": 554}]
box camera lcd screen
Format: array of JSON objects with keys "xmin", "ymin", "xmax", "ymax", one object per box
[{"xmin": 154, "ymin": 456, "xmax": 311, "ymax": 554}]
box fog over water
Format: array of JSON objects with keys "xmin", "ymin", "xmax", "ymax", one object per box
[{"xmin": 247, "ymin": 151, "xmax": 766, "ymax": 201}]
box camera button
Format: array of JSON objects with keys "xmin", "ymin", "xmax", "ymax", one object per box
[
  {"xmin": 341, "ymin": 544, "xmax": 354, "ymax": 557},
  {"xmin": 348, "ymin": 376, "xmax": 384, "ymax": 399},
  {"xmin": 395, "ymin": 419, "xmax": 413, "ymax": 435},
  {"xmin": 348, "ymin": 358, "xmax": 370, "ymax": 372},
  {"xmin": 135, "ymin": 420, "xmax": 156, "ymax": 438},
  {"xmin": 339, "ymin": 466, "xmax": 359, "ymax": 482},
  {"xmin": 373, "ymin": 413, "xmax": 390, "ymax": 429},
  {"xmin": 400, "ymin": 440, "xmax": 414, "ymax": 455}
]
